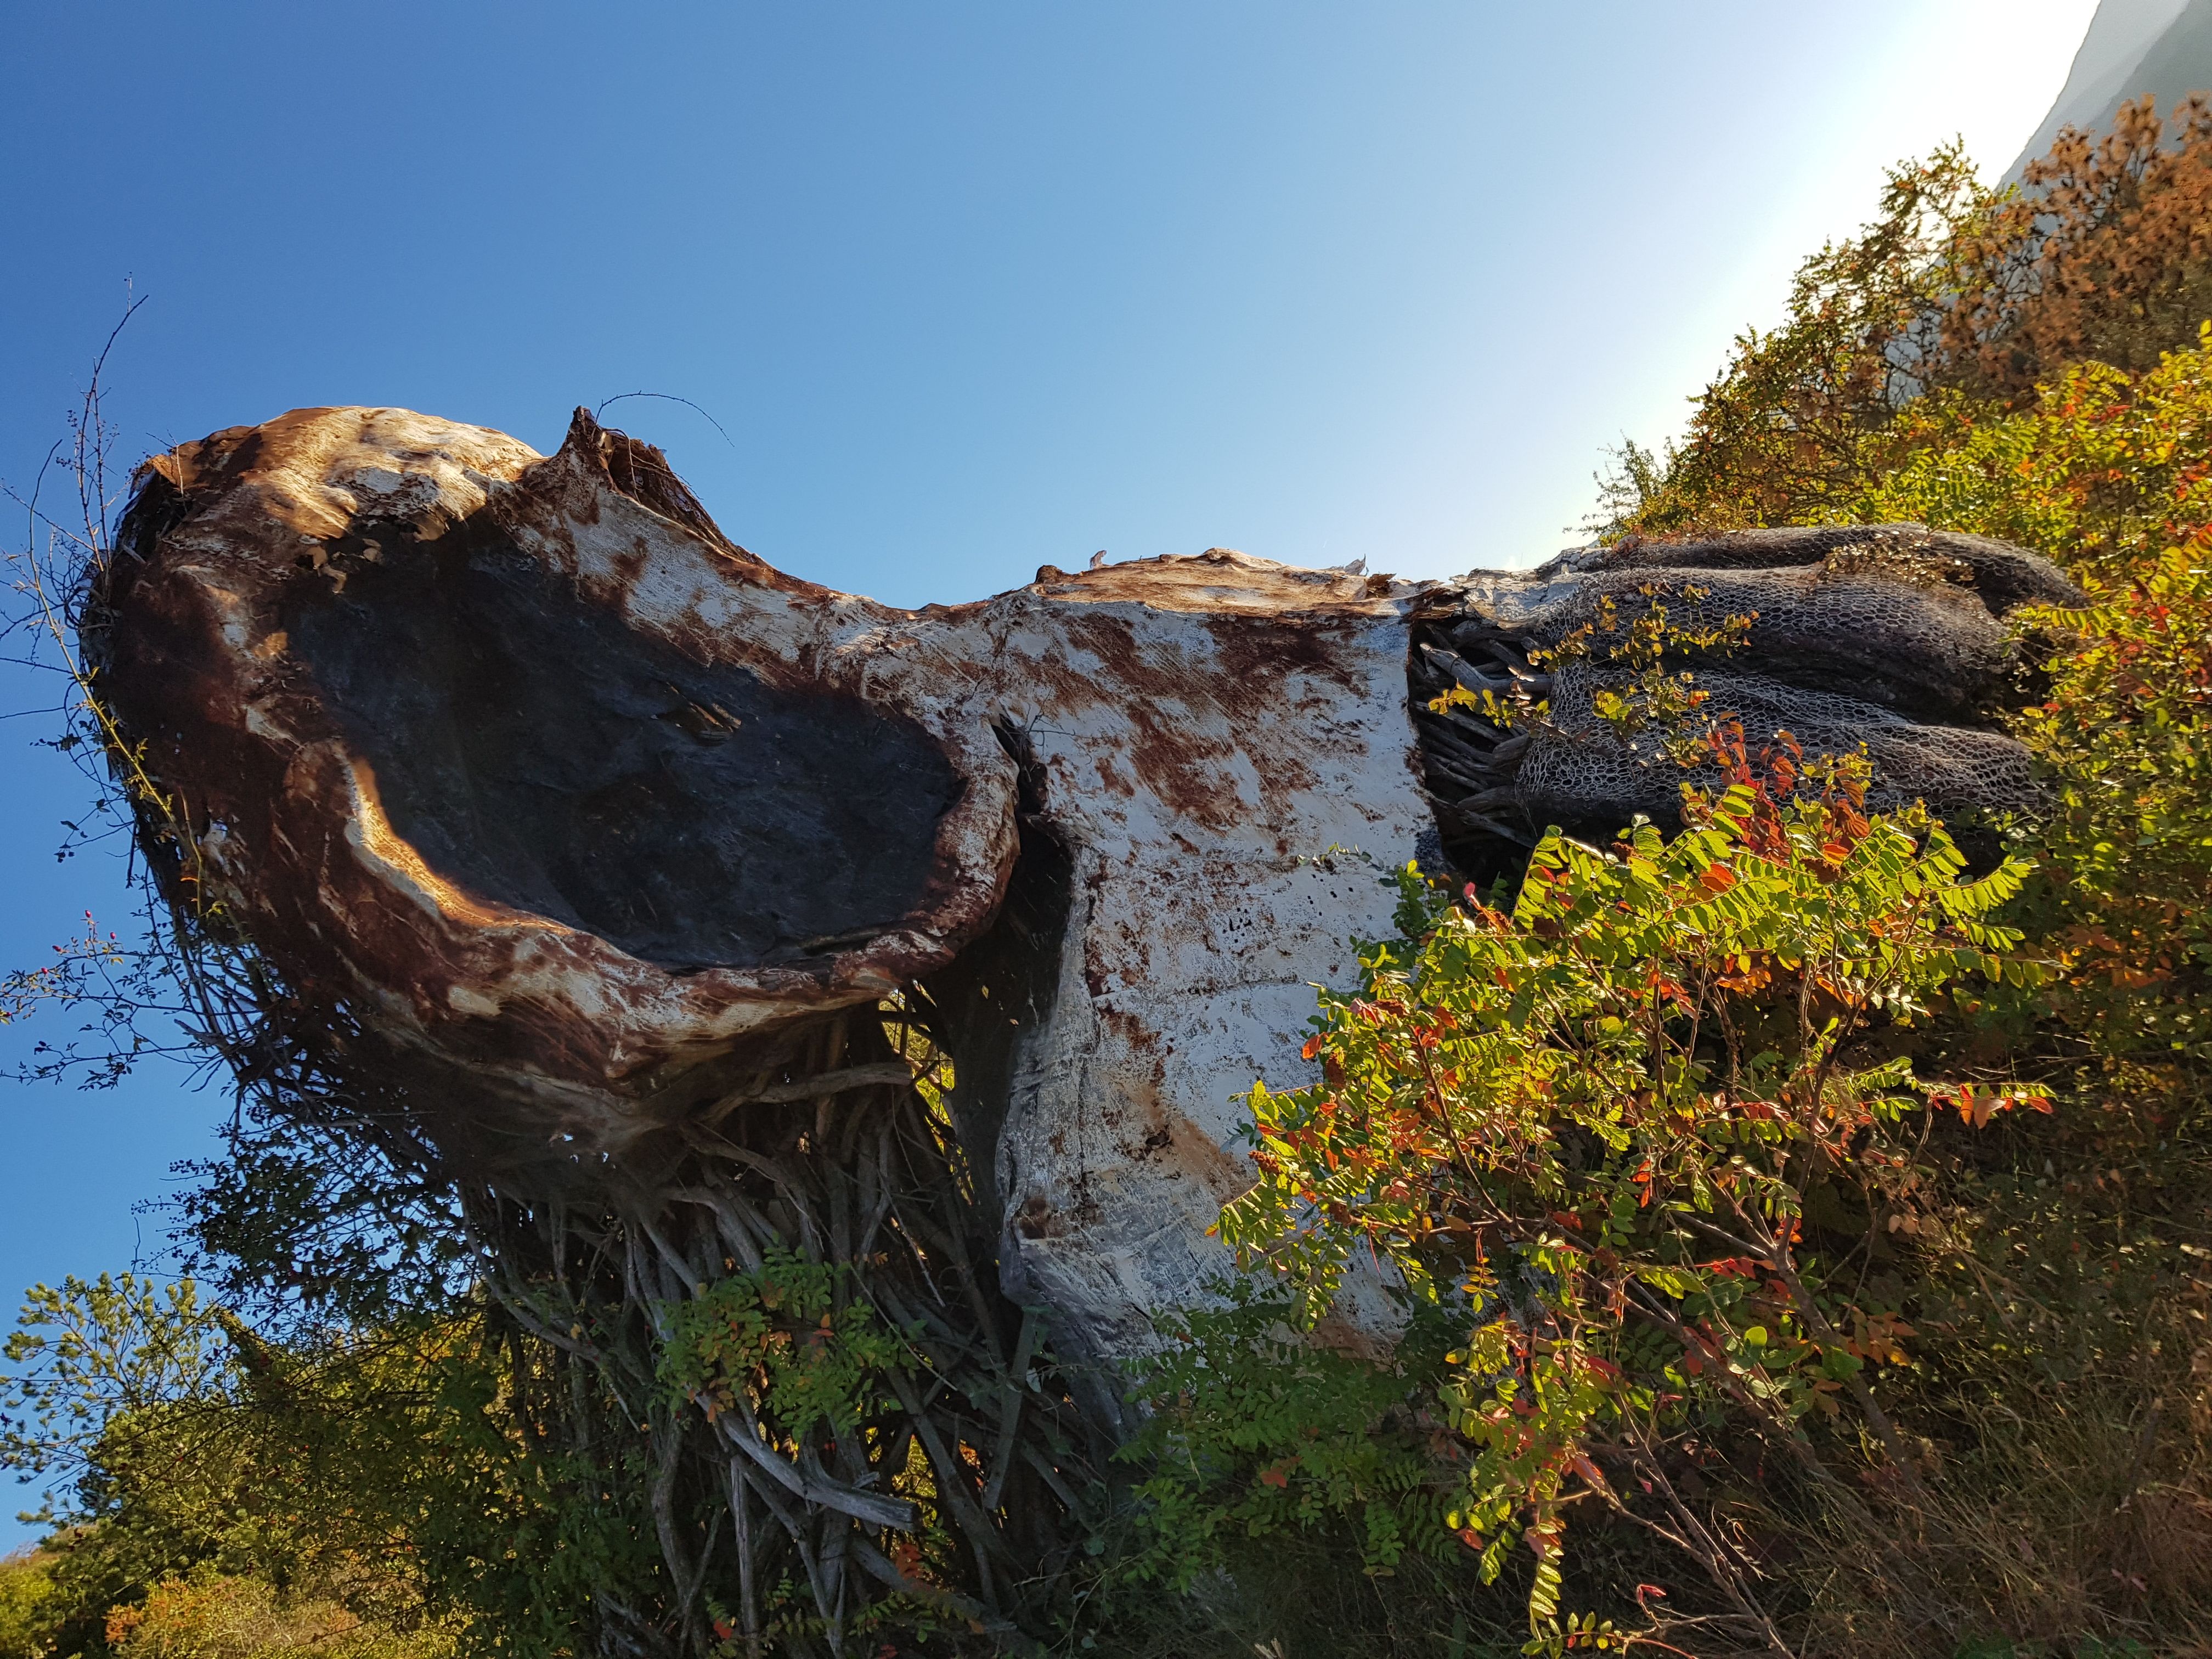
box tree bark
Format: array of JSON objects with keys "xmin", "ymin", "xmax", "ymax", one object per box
[{"xmin": 93, "ymin": 404, "xmax": 2075, "ymax": 1366}]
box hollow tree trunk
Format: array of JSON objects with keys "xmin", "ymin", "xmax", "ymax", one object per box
[{"xmin": 94, "ymin": 404, "xmax": 2074, "ymax": 1372}]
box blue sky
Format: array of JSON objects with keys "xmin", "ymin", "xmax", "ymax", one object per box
[{"xmin": 0, "ymin": 0, "xmax": 2095, "ymax": 1542}]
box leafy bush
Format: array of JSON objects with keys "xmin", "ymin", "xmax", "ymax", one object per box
[
  {"xmin": 0, "ymin": 1274, "xmax": 655, "ymax": 1658},
  {"xmin": 101, "ymin": 1569, "xmax": 452, "ymax": 1659},
  {"xmin": 658, "ymin": 1250, "xmax": 909, "ymax": 1441},
  {"xmin": 1602, "ymin": 97, "xmax": 2212, "ymax": 539},
  {"xmin": 1115, "ymin": 1280, "xmax": 1460, "ymax": 1588},
  {"xmin": 0, "ymin": 1548, "xmax": 61, "ymax": 1659},
  {"xmin": 1214, "ymin": 730, "xmax": 2042, "ymax": 1652},
  {"xmin": 1849, "ymin": 328, "xmax": 2212, "ymax": 578}
]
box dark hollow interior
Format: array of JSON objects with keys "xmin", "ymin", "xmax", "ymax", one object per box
[{"xmin": 284, "ymin": 526, "xmax": 962, "ymax": 973}]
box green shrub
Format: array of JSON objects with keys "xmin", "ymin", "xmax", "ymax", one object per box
[
  {"xmin": 1215, "ymin": 731, "xmax": 2043, "ymax": 1651},
  {"xmin": 1116, "ymin": 1280, "xmax": 1460, "ymax": 1588}
]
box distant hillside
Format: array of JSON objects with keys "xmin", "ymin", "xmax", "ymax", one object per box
[{"xmin": 2007, "ymin": 0, "xmax": 2212, "ymax": 177}]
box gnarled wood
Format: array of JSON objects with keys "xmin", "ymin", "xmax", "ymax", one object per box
[{"xmin": 95, "ymin": 405, "xmax": 2074, "ymax": 1372}]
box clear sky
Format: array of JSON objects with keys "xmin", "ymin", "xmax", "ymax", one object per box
[{"xmin": 0, "ymin": 0, "xmax": 2096, "ymax": 1543}]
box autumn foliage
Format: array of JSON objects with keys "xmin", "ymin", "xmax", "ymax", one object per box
[
  {"xmin": 1216, "ymin": 732, "xmax": 2044, "ymax": 1650},
  {"xmin": 1605, "ymin": 95, "xmax": 2212, "ymax": 539}
]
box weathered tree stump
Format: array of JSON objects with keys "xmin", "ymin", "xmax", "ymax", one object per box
[{"xmin": 98, "ymin": 405, "xmax": 2074, "ymax": 1369}]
